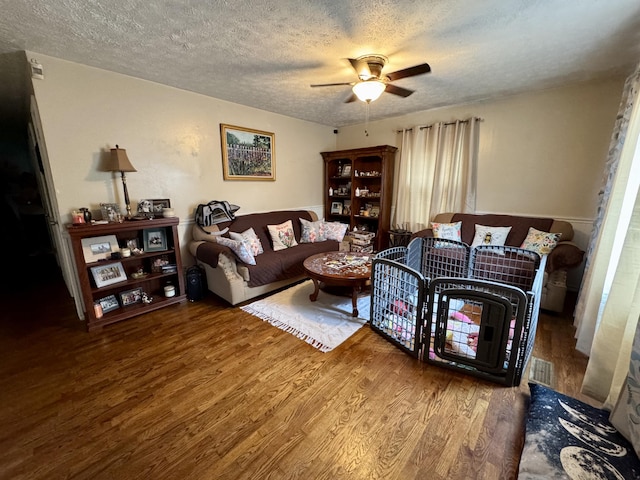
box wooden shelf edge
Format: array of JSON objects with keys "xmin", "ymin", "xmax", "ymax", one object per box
[{"xmin": 86, "ymin": 294, "xmax": 187, "ymax": 331}]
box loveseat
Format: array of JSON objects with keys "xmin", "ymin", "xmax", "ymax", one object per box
[
  {"xmin": 411, "ymin": 212, "xmax": 585, "ymax": 312},
  {"xmin": 188, "ymin": 210, "xmax": 345, "ymax": 305}
]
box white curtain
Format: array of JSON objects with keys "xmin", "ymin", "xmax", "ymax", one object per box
[
  {"xmin": 575, "ymin": 63, "xmax": 640, "ymax": 405},
  {"xmin": 393, "ymin": 118, "xmax": 479, "ymax": 232}
]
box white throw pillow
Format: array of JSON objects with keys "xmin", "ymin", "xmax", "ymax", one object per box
[
  {"xmin": 216, "ymin": 236, "xmax": 256, "ymax": 265},
  {"xmin": 471, "ymin": 225, "xmax": 512, "ymax": 248},
  {"xmin": 300, "ymin": 218, "xmax": 326, "ymax": 243},
  {"xmin": 323, "ymin": 222, "xmax": 349, "ymax": 242},
  {"xmin": 267, "ymin": 220, "xmax": 299, "ymax": 251},
  {"xmin": 430, "ymin": 221, "xmax": 462, "ymax": 242},
  {"xmin": 230, "ymin": 227, "xmax": 264, "ymax": 256}
]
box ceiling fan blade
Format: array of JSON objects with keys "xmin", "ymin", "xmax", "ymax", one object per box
[
  {"xmin": 310, "ymin": 82, "xmax": 353, "ymax": 88},
  {"xmin": 348, "ymin": 58, "xmax": 371, "ymax": 79},
  {"xmin": 385, "ymin": 63, "xmax": 431, "ymax": 81},
  {"xmin": 344, "ymin": 92, "xmax": 358, "ymax": 103},
  {"xmin": 385, "ymin": 83, "xmax": 414, "ymax": 98}
]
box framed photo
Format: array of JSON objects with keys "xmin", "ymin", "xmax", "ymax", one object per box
[
  {"xmin": 220, "ymin": 124, "xmax": 275, "ymax": 181},
  {"xmin": 100, "ymin": 203, "xmax": 120, "ymax": 222},
  {"xmin": 119, "ymin": 287, "xmax": 143, "ymax": 307},
  {"xmin": 331, "ymin": 201, "xmax": 343, "ymax": 214},
  {"xmin": 341, "ymin": 165, "xmax": 351, "ymax": 177},
  {"xmin": 98, "ymin": 294, "xmax": 120, "ymax": 313},
  {"xmin": 90, "ymin": 262, "xmax": 127, "ymax": 288},
  {"xmin": 81, "ymin": 235, "xmax": 119, "ymax": 263},
  {"xmin": 143, "ymin": 228, "xmax": 167, "ymax": 252},
  {"xmin": 137, "ymin": 199, "xmax": 171, "ymax": 215}
]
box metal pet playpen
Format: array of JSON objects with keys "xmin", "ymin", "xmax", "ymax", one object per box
[{"xmin": 370, "ymin": 236, "xmax": 544, "ymax": 386}]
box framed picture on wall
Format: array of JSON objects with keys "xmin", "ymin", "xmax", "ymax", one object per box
[{"xmin": 220, "ymin": 124, "xmax": 275, "ymax": 181}]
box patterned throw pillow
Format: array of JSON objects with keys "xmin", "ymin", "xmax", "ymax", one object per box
[
  {"xmin": 520, "ymin": 227, "xmax": 561, "ymax": 255},
  {"xmin": 216, "ymin": 236, "xmax": 256, "ymax": 265},
  {"xmin": 300, "ymin": 218, "xmax": 326, "ymax": 243},
  {"xmin": 431, "ymin": 221, "xmax": 462, "ymax": 242},
  {"xmin": 267, "ymin": 220, "xmax": 299, "ymax": 251},
  {"xmin": 230, "ymin": 227, "xmax": 264, "ymax": 256},
  {"xmin": 323, "ymin": 222, "xmax": 349, "ymax": 242},
  {"xmin": 471, "ymin": 225, "xmax": 512, "ymax": 248}
]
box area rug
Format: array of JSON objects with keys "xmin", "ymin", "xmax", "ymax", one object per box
[
  {"xmin": 241, "ymin": 280, "xmax": 369, "ymax": 352},
  {"xmin": 518, "ymin": 382, "xmax": 640, "ymax": 479}
]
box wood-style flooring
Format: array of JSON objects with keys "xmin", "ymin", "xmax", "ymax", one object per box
[{"xmin": 0, "ymin": 259, "xmax": 590, "ymax": 480}]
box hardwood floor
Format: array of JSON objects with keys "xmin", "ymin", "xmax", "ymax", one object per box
[{"xmin": 0, "ymin": 272, "xmax": 589, "ymax": 480}]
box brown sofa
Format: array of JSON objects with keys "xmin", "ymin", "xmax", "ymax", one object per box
[
  {"xmin": 412, "ymin": 212, "xmax": 585, "ymax": 311},
  {"xmin": 189, "ymin": 210, "xmax": 341, "ymax": 305}
]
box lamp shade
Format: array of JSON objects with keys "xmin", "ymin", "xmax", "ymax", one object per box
[
  {"xmin": 352, "ymin": 80, "xmax": 386, "ymax": 102},
  {"xmin": 107, "ymin": 145, "xmax": 137, "ymax": 172}
]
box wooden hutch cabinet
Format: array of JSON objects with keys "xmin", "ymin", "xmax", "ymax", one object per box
[
  {"xmin": 321, "ymin": 145, "xmax": 397, "ymax": 251},
  {"xmin": 67, "ymin": 217, "xmax": 186, "ymax": 331}
]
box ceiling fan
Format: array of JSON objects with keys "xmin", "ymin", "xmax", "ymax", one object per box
[{"xmin": 311, "ymin": 54, "xmax": 431, "ymax": 103}]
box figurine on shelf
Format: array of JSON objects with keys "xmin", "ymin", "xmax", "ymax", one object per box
[{"xmin": 141, "ymin": 292, "xmax": 153, "ymax": 304}]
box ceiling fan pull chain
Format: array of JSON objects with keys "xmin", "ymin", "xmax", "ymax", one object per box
[{"xmin": 364, "ymin": 101, "xmax": 370, "ymax": 136}]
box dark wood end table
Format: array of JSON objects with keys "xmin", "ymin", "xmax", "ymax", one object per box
[{"xmin": 302, "ymin": 251, "xmax": 372, "ymax": 317}]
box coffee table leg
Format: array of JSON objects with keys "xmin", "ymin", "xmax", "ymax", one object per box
[
  {"xmin": 309, "ymin": 278, "xmax": 320, "ymax": 302},
  {"xmin": 351, "ymin": 286, "xmax": 359, "ymax": 317}
]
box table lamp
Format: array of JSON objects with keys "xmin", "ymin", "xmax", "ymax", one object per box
[{"xmin": 106, "ymin": 145, "xmax": 137, "ymax": 218}]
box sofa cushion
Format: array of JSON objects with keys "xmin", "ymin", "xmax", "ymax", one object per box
[
  {"xmin": 520, "ymin": 227, "xmax": 561, "ymax": 256},
  {"xmin": 300, "ymin": 218, "xmax": 327, "ymax": 243},
  {"xmin": 451, "ymin": 213, "xmax": 554, "ymax": 246},
  {"xmin": 230, "ymin": 227, "xmax": 264, "ymax": 256},
  {"xmin": 268, "ymin": 220, "xmax": 299, "ymax": 251},
  {"xmin": 216, "ymin": 236, "xmax": 256, "ymax": 265},
  {"xmin": 431, "ymin": 221, "xmax": 462, "ymax": 242},
  {"xmin": 470, "ymin": 225, "xmax": 512, "ymax": 247},
  {"xmin": 245, "ymin": 240, "xmax": 339, "ymax": 287}
]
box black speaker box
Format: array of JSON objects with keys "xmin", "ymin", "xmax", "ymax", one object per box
[{"xmin": 186, "ymin": 265, "xmax": 206, "ymax": 302}]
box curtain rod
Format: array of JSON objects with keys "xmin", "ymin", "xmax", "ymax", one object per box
[{"xmin": 396, "ymin": 117, "xmax": 483, "ymax": 133}]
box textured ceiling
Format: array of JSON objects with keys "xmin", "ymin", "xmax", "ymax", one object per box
[{"xmin": 1, "ymin": 0, "xmax": 639, "ymax": 129}]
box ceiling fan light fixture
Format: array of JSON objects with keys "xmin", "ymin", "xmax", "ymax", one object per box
[{"xmin": 352, "ymin": 80, "xmax": 386, "ymax": 102}]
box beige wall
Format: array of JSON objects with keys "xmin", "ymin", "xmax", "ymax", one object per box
[
  {"xmin": 29, "ymin": 53, "xmax": 337, "ymax": 227},
  {"xmin": 337, "ymin": 77, "xmax": 624, "ymax": 224}
]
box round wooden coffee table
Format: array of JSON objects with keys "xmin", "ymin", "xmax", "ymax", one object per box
[{"xmin": 303, "ymin": 251, "xmax": 372, "ymax": 317}]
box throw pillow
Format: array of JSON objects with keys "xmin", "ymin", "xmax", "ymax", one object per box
[
  {"xmin": 431, "ymin": 221, "xmax": 462, "ymax": 242},
  {"xmin": 323, "ymin": 222, "xmax": 349, "ymax": 242},
  {"xmin": 300, "ymin": 218, "xmax": 326, "ymax": 243},
  {"xmin": 216, "ymin": 236, "xmax": 256, "ymax": 265},
  {"xmin": 267, "ymin": 220, "xmax": 298, "ymax": 251},
  {"xmin": 520, "ymin": 227, "xmax": 561, "ymax": 256},
  {"xmin": 230, "ymin": 227, "xmax": 264, "ymax": 256},
  {"xmin": 471, "ymin": 225, "xmax": 512, "ymax": 248}
]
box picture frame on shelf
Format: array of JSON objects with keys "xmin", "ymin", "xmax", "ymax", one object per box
[
  {"xmin": 98, "ymin": 294, "xmax": 120, "ymax": 313},
  {"xmin": 331, "ymin": 201, "xmax": 343, "ymax": 215},
  {"xmin": 90, "ymin": 262, "xmax": 127, "ymax": 288},
  {"xmin": 341, "ymin": 165, "xmax": 351, "ymax": 177},
  {"xmin": 119, "ymin": 287, "xmax": 143, "ymax": 307},
  {"xmin": 137, "ymin": 199, "xmax": 171, "ymax": 216},
  {"xmin": 220, "ymin": 124, "xmax": 275, "ymax": 181},
  {"xmin": 143, "ymin": 228, "xmax": 167, "ymax": 252},
  {"xmin": 100, "ymin": 203, "xmax": 121, "ymax": 222},
  {"xmin": 81, "ymin": 234, "xmax": 119, "ymax": 263}
]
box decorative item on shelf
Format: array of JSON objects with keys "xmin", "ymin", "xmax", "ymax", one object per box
[
  {"xmin": 90, "ymin": 262, "xmax": 127, "ymax": 288},
  {"xmin": 100, "ymin": 203, "xmax": 121, "ymax": 222},
  {"xmin": 342, "ymin": 165, "xmax": 351, "ymax": 177},
  {"xmin": 164, "ymin": 282, "xmax": 176, "ymax": 298},
  {"xmin": 131, "ymin": 267, "xmax": 148, "ymax": 279},
  {"xmin": 80, "ymin": 207, "xmax": 92, "ymax": 223},
  {"xmin": 105, "ymin": 144, "xmax": 137, "ymax": 218},
  {"xmin": 143, "ymin": 228, "xmax": 168, "ymax": 252},
  {"xmin": 93, "ymin": 302, "xmax": 103, "ymax": 319},
  {"xmin": 98, "ymin": 294, "xmax": 120, "ymax": 313},
  {"xmin": 71, "ymin": 210, "xmax": 85, "ymax": 225},
  {"xmin": 354, "ymin": 170, "xmax": 359, "ymax": 177},
  {"xmin": 162, "ymin": 207, "xmax": 175, "ymax": 218},
  {"xmin": 151, "ymin": 256, "xmax": 170, "ymax": 273},
  {"xmin": 120, "ymin": 247, "xmax": 131, "ymax": 258},
  {"xmin": 337, "ymin": 164, "xmax": 342, "ymax": 176},
  {"xmin": 141, "ymin": 292, "xmax": 153, "ymax": 304},
  {"xmin": 119, "ymin": 287, "xmax": 143, "ymax": 306},
  {"xmin": 355, "ymin": 187, "xmax": 360, "ymax": 197},
  {"xmin": 331, "ymin": 201, "xmax": 343, "ymax": 215},
  {"xmin": 81, "ymin": 235, "xmax": 119, "ymax": 263},
  {"xmin": 329, "ymin": 186, "xmax": 333, "ymax": 196}
]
